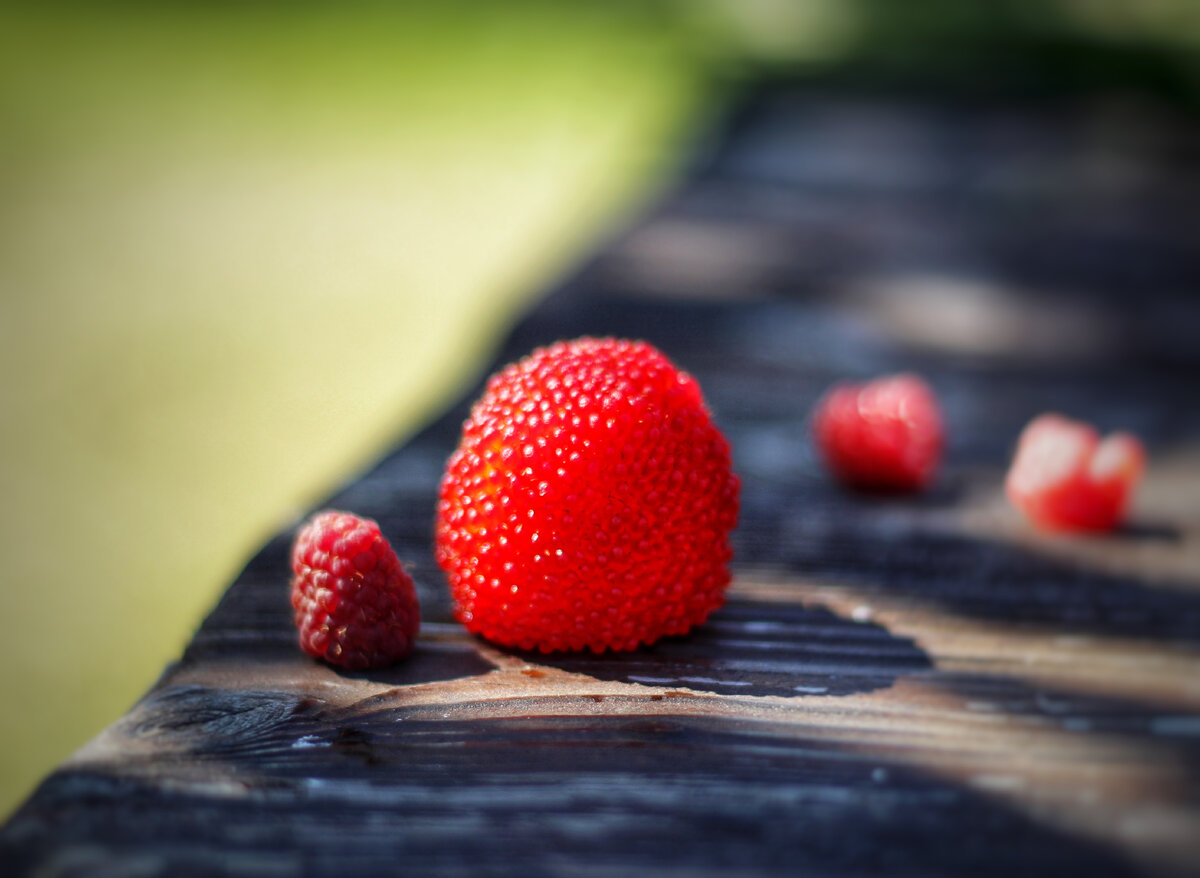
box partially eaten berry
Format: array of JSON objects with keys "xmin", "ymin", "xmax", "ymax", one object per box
[
  {"xmin": 435, "ymin": 337, "xmax": 740, "ymax": 653},
  {"xmin": 812, "ymin": 373, "xmax": 944, "ymax": 492},
  {"xmin": 291, "ymin": 510, "xmax": 420, "ymax": 669},
  {"xmin": 1006, "ymin": 414, "xmax": 1144, "ymax": 533}
]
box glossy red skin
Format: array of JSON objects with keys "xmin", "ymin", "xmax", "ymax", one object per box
[
  {"xmin": 290, "ymin": 510, "xmax": 420, "ymax": 669},
  {"xmin": 812, "ymin": 374, "xmax": 944, "ymax": 492},
  {"xmin": 1005, "ymin": 414, "xmax": 1145, "ymax": 533},
  {"xmin": 435, "ymin": 337, "xmax": 740, "ymax": 653}
]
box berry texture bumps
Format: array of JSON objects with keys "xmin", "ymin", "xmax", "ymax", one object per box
[
  {"xmin": 291, "ymin": 511, "xmax": 421, "ymax": 669},
  {"xmin": 436, "ymin": 337, "xmax": 740, "ymax": 653}
]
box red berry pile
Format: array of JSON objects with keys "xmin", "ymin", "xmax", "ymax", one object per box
[
  {"xmin": 284, "ymin": 344, "xmax": 1152, "ymax": 669},
  {"xmin": 1005, "ymin": 413, "xmax": 1144, "ymax": 533},
  {"xmin": 435, "ymin": 337, "xmax": 740, "ymax": 653},
  {"xmin": 290, "ymin": 510, "xmax": 420, "ymax": 669},
  {"xmin": 812, "ymin": 373, "xmax": 944, "ymax": 492}
]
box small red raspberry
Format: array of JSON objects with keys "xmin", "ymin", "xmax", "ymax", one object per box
[
  {"xmin": 290, "ymin": 510, "xmax": 420, "ymax": 669},
  {"xmin": 1006, "ymin": 413, "xmax": 1145, "ymax": 533},
  {"xmin": 812, "ymin": 373, "xmax": 944, "ymax": 492},
  {"xmin": 435, "ymin": 337, "xmax": 740, "ymax": 653}
]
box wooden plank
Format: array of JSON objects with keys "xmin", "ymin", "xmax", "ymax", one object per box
[{"xmin": 4, "ymin": 91, "xmax": 1200, "ymax": 877}]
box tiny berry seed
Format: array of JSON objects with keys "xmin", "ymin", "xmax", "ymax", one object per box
[{"xmin": 435, "ymin": 337, "xmax": 740, "ymax": 653}]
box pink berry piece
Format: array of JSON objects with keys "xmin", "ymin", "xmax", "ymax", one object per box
[
  {"xmin": 812, "ymin": 373, "xmax": 944, "ymax": 492},
  {"xmin": 1006, "ymin": 414, "xmax": 1145, "ymax": 533},
  {"xmin": 290, "ymin": 510, "xmax": 420, "ymax": 669}
]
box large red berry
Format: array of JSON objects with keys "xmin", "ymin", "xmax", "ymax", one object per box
[
  {"xmin": 1006, "ymin": 414, "xmax": 1144, "ymax": 533},
  {"xmin": 812, "ymin": 373, "xmax": 944, "ymax": 492},
  {"xmin": 435, "ymin": 337, "xmax": 740, "ymax": 653},
  {"xmin": 290, "ymin": 510, "xmax": 420, "ymax": 669}
]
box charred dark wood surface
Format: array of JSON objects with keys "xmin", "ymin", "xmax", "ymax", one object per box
[{"xmin": 5, "ymin": 92, "xmax": 1200, "ymax": 877}]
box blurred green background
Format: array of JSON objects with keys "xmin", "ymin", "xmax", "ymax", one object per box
[{"xmin": 1, "ymin": 0, "xmax": 1196, "ymax": 820}]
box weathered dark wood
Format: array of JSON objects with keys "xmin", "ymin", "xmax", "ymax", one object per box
[{"xmin": 5, "ymin": 91, "xmax": 1200, "ymax": 877}]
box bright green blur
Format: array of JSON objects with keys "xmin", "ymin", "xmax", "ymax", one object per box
[{"xmin": 0, "ymin": 3, "xmax": 703, "ymax": 818}]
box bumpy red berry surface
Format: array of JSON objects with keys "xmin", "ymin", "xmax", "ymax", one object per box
[
  {"xmin": 812, "ymin": 373, "xmax": 944, "ymax": 492},
  {"xmin": 290, "ymin": 510, "xmax": 420, "ymax": 669},
  {"xmin": 1006, "ymin": 414, "xmax": 1144, "ymax": 533},
  {"xmin": 435, "ymin": 337, "xmax": 740, "ymax": 653}
]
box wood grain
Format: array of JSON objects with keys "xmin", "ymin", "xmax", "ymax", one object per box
[{"xmin": 4, "ymin": 91, "xmax": 1200, "ymax": 877}]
